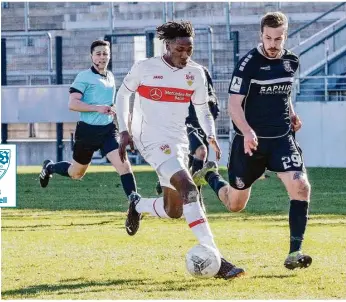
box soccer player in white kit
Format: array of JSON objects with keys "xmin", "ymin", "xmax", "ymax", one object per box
[{"xmin": 116, "ymin": 21, "xmax": 244, "ymax": 279}]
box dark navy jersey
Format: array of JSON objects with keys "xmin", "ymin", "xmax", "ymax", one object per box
[
  {"xmin": 229, "ymin": 45, "xmax": 299, "ymax": 138},
  {"xmin": 186, "ymin": 66, "xmax": 219, "ymax": 128}
]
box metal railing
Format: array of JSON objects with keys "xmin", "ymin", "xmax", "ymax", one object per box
[
  {"xmin": 298, "ymin": 22, "xmax": 346, "ymax": 76},
  {"xmin": 288, "ymin": 2, "xmax": 346, "ymax": 45},
  {"xmin": 213, "ymin": 80, "xmax": 231, "ymax": 137},
  {"xmin": 294, "ymin": 75, "xmax": 346, "ymax": 102},
  {"xmin": 291, "ymin": 17, "xmax": 346, "ymax": 55}
]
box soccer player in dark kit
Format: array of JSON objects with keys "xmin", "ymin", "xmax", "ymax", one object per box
[{"xmin": 193, "ymin": 12, "xmax": 312, "ymax": 270}]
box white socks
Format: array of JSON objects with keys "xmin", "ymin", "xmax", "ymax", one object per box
[
  {"xmin": 135, "ymin": 195, "xmax": 220, "ymax": 256},
  {"xmin": 135, "ymin": 197, "xmax": 169, "ymax": 218},
  {"xmin": 183, "ymin": 202, "xmax": 218, "ymax": 253}
]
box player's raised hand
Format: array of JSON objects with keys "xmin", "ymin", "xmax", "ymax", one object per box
[
  {"xmin": 291, "ymin": 114, "xmax": 302, "ymax": 132},
  {"xmin": 208, "ymin": 136, "xmax": 221, "ymax": 161},
  {"xmin": 119, "ymin": 131, "xmax": 135, "ymax": 163},
  {"xmin": 243, "ymin": 129, "xmax": 258, "ymax": 156}
]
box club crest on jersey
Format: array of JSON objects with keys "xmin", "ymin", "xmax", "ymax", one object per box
[
  {"xmin": 283, "ymin": 60, "xmax": 294, "ymax": 73},
  {"xmin": 235, "ymin": 177, "xmax": 245, "ymax": 189},
  {"xmin": 160, "ymin": 144, "xmax": 171, "ymax": 155},
  {"xmin": 0, "ymin": 149, "xmax": 11, "ymax": 180},
  {"xmin": 186, "ymin": 72, "xmax": 195, "ymax": 86}
]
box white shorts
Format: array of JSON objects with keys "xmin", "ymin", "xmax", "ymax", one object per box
[
  {"xmin": 133, "ymin": 135, "xmax": 189, "ymax": 190},
  {"xmin": 156, "ymin": 156, "xmax": 189, "ymax": 189}
]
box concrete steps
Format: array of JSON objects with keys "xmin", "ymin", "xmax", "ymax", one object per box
[{"xmin": 2, "ymin": 3, "xmax": 345, "ymax": 86}]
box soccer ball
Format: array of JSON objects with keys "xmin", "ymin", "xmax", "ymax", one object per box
[{"xmin": 185, "ymin": 244, "xmax": 221, "ymax": 278}]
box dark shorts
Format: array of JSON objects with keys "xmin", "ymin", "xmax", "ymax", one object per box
[
  {"xmin": 228, "ymin": 133, "xmax": 306, "ymax": 190},
  {"xmin": 73, "ymin": 121, "xmax": 119, "ymax": 165},
  {"xmin": 187, "ymin": 125, "xmax": 209, "ymax": 155}
]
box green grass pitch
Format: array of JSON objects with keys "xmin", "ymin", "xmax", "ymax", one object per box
[{"xmin": 1, "ymin": 166, "xmax": 346, "ymax": 299}]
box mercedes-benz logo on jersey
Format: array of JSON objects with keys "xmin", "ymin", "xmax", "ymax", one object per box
[{"xmin": 150, "ymin": 88, "xmax": 163, "ymax": 100}]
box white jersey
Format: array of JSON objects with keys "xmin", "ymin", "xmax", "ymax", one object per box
[{"xmin": 123, "ymin": 56, "xmax": 209, "ymax": 146}]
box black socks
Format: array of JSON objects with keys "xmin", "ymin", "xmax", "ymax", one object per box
[
  {"xmin": 120, "ymin": 173, "xmax": 137, "ymax": 198},
  {"xmin": 289, "ymin": 199, "xmax": 309, "ymax": 253},
  {"xmin": 48, "ymin": 161, "xmax": 71, "ymax": 177}
]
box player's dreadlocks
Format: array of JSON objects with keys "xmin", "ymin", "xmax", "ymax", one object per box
[{"xmin": 156, "ymin": 21, "xmax": 195, "ymax": 42}]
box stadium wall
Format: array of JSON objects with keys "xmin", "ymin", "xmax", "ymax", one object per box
[
  {"xmin": 295, "ymin": 101, "xmax": 346, "ymax": 168},
  {"xmin": 2, "ymin": 87, "xmax": 346, "ymax": 167}
]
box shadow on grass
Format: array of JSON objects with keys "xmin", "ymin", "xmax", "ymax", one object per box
[
  {"xmin": 1, "ymin": 278, "xmax": 150, "ymax": 298},
  {"xmin": 251, "ymin": 274, "xmax": 294, "ymax": 279},
  {"xmin": 1, "ymin": 219, "xmax": 126, "ymax": 232},
  {"xmin": 1, "ymin": 217, "xmax": 125, "ymax": 231},
  {"xmin": 14, "ymin": 168, "xmax": 346, "ymax": 215},
  {"xmin": 1, "ymin": 277, "xmax": 217, "ymax": 299}
]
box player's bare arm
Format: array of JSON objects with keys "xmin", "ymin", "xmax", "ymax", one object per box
[
  {"xmin": 228, "ymin": 94, "xmax": 258, "ymax": 156},
  {"xmin": 288, "ymin": 97, "xmax": 302, "ymax": 132},
  {"xmin": 69, "ymin": 92, "xmax": 114, "ymax": 115},
  {"xmin": 207, "ymin": 136, "xmax": 221, "ymax": 161}
]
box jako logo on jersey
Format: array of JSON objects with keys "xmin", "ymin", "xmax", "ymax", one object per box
[
  {"xmin": 235, "ymin": 177, "xmax": 245, "ymax": 189},
  {"xmin": 160, "ymin": 144, "xmax": 171, "ymax": 155},
  {"xmin": 186, "ymin": 72, "xmax": 195, "ymax": 86},
  {"xmin": 259, "ymin": 84, "xmax": 292, "ymax": 95},
  {"xmin": 153, "ymin": 75, "xmax": 163, "ymax": 79},
  {"xmin": 149, "ymin": 88, "xmax": 163, "ymax": 100},
  {"xmin": 0, "ymin": 149, "xmax": 11, "ymax": 180},
  {"xmin": 230, "ymin": 76, "xmax": 242, "ymax": 93},
  {"xmin": 283, "ymin": 61, "xmax": 294, "ymax": 73}
]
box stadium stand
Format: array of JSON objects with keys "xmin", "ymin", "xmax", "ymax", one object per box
[{"xmin": 2, "ymin": 2, "xmax": 346, "ymax": 165}]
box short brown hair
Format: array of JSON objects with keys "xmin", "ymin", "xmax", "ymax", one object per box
[
  {"xmin": 261, "ymin": 12, "xmax": 288, "ymax": 33},
  {"xmin": 90, "ymin": 40, "xmax": 110, "ymax": 54}
]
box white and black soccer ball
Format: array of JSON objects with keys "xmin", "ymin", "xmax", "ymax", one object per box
[{"xmin": 185, "ymin": 244, "xmax": 221, "ymax": 278}]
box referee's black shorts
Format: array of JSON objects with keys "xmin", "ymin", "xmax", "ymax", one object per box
[{"xmin": 73, "ymin": 121, "xmax": 119, "ymax": 165}]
